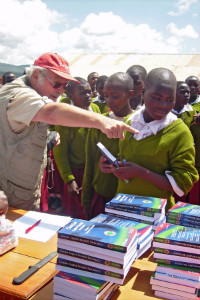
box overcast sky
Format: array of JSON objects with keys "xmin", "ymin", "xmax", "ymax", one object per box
[{"xmin": 0, "ymin": 0, "xmax": 199, "ymax": 65}]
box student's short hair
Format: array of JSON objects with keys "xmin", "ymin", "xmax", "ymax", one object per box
[
  {"xmin": 105, "ymin": 72, "xmax": 133, "ymax": 91},
  {"xmin": 96, "ymin": 75, "xmax": 108, "ymax": 88},
  {"xmin": 87, "ymin": 72, "xmax": 98, "ymax": 81},
  {"xmin": 145, "ymin": 68, "xmax": 176, "ymax": 89},
  {"xmin": 177, "ymin": 81, "xmax": 187, "ymax": 90},
  {"xmin": 185, "ymin": 76, "xmax": 200, "ymax": 84},
  {"xmin": 66, "ymin": 77, "xmax": 88, "ymax": 95},
  {"xmin": 126, "ymin": 65, "xmax": 147, "ymax": 81}
]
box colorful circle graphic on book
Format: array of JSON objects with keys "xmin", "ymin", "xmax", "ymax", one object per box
[
  {"xmin": 105, "ymin": 271, "xmax": 110, "ymax": 276},
  {"xmin": 105, "ymin": 261, "xmax": 110, "ymax": 266},
  {"xmin": 164, "ymin": 249, "xmax": 169, "ymax": 254},
  {"xmin": 165, "ymin": 239, "xmax": 169, "ymax": 244},
  {"xmin": 108, "ymin": 244, "xmax": 114, "ymax": 249},
  {"xmin": 104, "ymin": 231, "xmax": 117, "ymax": 237}
]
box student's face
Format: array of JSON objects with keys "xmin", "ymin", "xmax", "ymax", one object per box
[
  {"xmin": 104, "ymin": 84, "xmax": 131, "ymax": 116},
  {"xmin": 72, "ymin": 83, "xmax": 92, "ymax": 108},
  {"xmin": 176, "ymin": 83, "xmax": 190, "ymax": 106},
  {"xmin": 185, "ymin": 77, "xmax": 200, "ymax": 97},
  {"xmin": 88, "ymin": 73, "xmax": 99, "ymax": 91},
  {"xmin": 97, "ymin": 81, "xmax": 105, "ymax": 99},
  {"xmin": 143, "ymin": 83, "xmax": 176, "ymax": 122},
  {"xmin": 131, "ymin": 74, "xmax": 144, "ymax": 97}
]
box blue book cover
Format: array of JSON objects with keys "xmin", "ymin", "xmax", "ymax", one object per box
[
  {"xmin": 58, "ymin": 219, "xmax": 137, "ymax": 253},
  {"xmin": 154, "ymin": 223, "xmax": 200, "ymax": 250},
  {"xmin": 168, "ymin": 202, "xmax": 200, "ymax": 221},
  {"xmin": 108, "ymin": 193, "xmax": 167, "ymax": 213},
  {"xmin": 54, "ymin": 272, "xmax": 108, "ymax": 294},
  {"xmin": 106, "ymin": 211, "xmax": 158, "ymax": 225},
  {"xmin": 91, "ymin": 214, "xmax": 152, "ymax": 243},
  {"xmin": 166, "ymin": 216, "xmax": 200, "ymax": 229}
]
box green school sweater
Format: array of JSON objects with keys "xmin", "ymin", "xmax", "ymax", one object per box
[
  {"xmin": 190, "ymin": 123, "xmax": 200, "ymax": 172},
  {"xmin": 176, "ymin": 108, "xmax": 196, "ymax": 128},
  {"xmin": 81, "ymin": 112, "xmax": 133, "ymax": 208},
  {"xmin": 117, "ymin": 119, "xmax": 199, "ymax": 211},
  {"xmin": 53, "ymin": 103, "xmax": 100, "ymax": 183}
]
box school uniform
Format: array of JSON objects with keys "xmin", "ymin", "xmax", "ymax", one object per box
[
  {"xmin": 172, "ymin": 103, "xmax": 196, "ymax": 128},
  {"xmin": 92, "ymin": 95, "xmax": 109, "ymax": 114},
  {"xmin": 190, "ymin": 95, "xmax": 200, "ymax": 113},
  {"xmin": 53, "ymin": 103, "xmax": 100, "ymax": 219},
  {"xmin": 117, "ymin": 107, "xmax": 199, "ymax": 212},
  {"xmin": 82, "ymin": 111, "xmax": 133, "ymax": 218}
]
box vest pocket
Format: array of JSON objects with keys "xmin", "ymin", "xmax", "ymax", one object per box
[{"xmin": 7, "ymin": 181, "xmax": 31, "ymax": 201}]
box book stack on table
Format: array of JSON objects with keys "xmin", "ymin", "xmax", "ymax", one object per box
[
  {"xmin": 151, "ymin": 222, "xmax": 200, "ymax": 300},
  {"xmin": 54, "ymin": 218, "xmax": 138, "ymax": 299},
  {"xmin": 166, "ymin": 201, "xmax": 200, "ymax": 229},
  {"xmin": 91, "ymin": 213, "xmax": 153, "ymax": 259},
  {"xmin": 53, "ymin": 272, "xmax": 119, "ymax": 300},
  {"xmin": 105, "ymin": 193, "xmax": 167, "ymax": 232}
]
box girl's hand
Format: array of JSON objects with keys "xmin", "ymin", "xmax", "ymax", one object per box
[
  {"xmin": 99, "ymin": 156, "xmax": 115, "ymax": 174},
  {"xmin": 67, "ymin": 180, "xmax": 80, "ymax": 197},
  {"xmin": 112, "ymin": 162, "xmax": 141, "ymax": 180}
]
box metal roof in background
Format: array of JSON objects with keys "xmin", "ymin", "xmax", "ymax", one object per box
[{"xmin": 67, "ymin": 53, "xmax": 200, "ymax": 81}]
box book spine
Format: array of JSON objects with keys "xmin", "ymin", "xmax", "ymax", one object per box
[
  {"xmin": 154, "ymin": 237, "xmax": 200, "ymax": 250},
  {"xmin": 108, "ymin": 203, "xmax": 161, "ymax": 213},
  {"xmin": 155, "ymin": 258, "xmax": 200, "ymax": 270},
  {"xmin": 167, "ymin": 212, "xmax": 200, "ymax": 224},
  {"xmin": 57, "ymin": 248, "xmax": 123, "ymax": 269},
  {"xmin": 154, "ymin": 247, "xmax": 200, "ymax": 259},
  {"xmin": 166, "ymin": 217, "xmax": 200, "ymax": 228},
  {"xmin": 106, "ymin": 212, "xmax": 154, "ymax": 225},
  {"xmin": 57, "ymin": 258, "xmax": 124, "ymax": 279},
  {"xmin": 57, "ymin": 233, "xmax": 126, "ymax": 253}
]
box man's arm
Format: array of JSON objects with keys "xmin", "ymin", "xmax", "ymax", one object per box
[{"xmin": 32, "ymin": 102, "xmax": 138, "ymax": 139}]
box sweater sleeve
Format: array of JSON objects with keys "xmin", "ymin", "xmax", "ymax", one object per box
[
  {"xmin": 169, "ymin": 124, "xmax": 199, "ymax": 195},
  {"xmin": 53, "ymin": 125, "xmax": 75, "ymax": 183},
  {"xmin": 82, "ymin": 128, "xmax": 100, "ymax": 208}
]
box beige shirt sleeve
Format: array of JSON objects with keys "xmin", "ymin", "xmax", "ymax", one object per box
[{"xmin": 7, "ymin": 89, "xmax": 52, "ymax": 133}]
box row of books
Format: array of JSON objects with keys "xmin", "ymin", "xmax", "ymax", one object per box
[
  {"xmin": 151, "ymin": 219, "xmax": 200, "ymax": 300},
  {"xmin": 166, "ymin": 201, "xmax": 200, "ymax": 229},
  {"xmin": 53, "ymin": 193, "xmax": 167, "ymax": 299}
]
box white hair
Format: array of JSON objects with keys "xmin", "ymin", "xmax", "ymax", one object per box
[{"xmin": 26, "ymin": 65, "xmax": 47, "ymax": 85}]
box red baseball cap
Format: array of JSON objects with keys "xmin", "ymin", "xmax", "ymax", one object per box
[{"xmin": 34, "ymin": 52, "xmax": 79, "ymax": 83}]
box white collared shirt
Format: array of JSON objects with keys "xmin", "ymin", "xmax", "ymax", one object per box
[
  {"xmin": 126, "ymin": 107, "xmax": 183, "ymax": 197},
  {"xmin": 172, "ymin": 103, "xmax": 194, "ymax": 115},
  {"xmin": 190, "ymin": 95, "xmax": 200, "ymax": 105}
]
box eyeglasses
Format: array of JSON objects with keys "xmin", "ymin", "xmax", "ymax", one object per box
[{"xmin": 45, "ymin": 75, "xmax": 68, "ymax": 90}]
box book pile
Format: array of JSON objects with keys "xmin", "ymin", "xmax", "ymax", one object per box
[
  {"xmin": 91, "ymin": 213, "xmax": 153, "ymax": 259},
  {"xmin": 166, "ymin": 201, "xmax": 200, "ymax": 229},
  {"xmin": 53, "ymin": 272, "xmax": 119, "ymax": 300},
  {"xmin": 53, "ymin": 218, "xmax": 138, "ymax": 299},
  {"xmin": 151, "ymin": 222, "xmax": 200, "ymax": 300},
  {"xmin": 105, "ymin": 193, "xmax": 166, "ymax": 231}
]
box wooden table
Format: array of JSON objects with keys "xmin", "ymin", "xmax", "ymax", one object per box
[{"xmin": 0, "ymin": 208, "xmax": 158, "ymax": 300}]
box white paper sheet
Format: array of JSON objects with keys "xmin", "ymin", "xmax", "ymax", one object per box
[{"xmin": 13, "ymin": 211, "xmax": 72, "ymax": 242}]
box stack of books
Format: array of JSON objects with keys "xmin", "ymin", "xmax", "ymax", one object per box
[
  {"xmin": 166, "ymin": 201, "xmax": 200, "ymax": 229},
  {"xmin": 105, "ymin": 193, "xmax": 166, "ymax": 231},
  {"xmin": 53, "ymin": 272, "xmax": 119, "ymax": 300},
  {"xmin": 0, "ymin": 215, "xmax": 18, "ymax": 255},
  {"xmin": 151, "ymin": 222, "xmax": 200, "ymax": 299},
  {"xmin": 55, "ymin": 218, "xmax": 138, "ymax": 288},
  {"xmin": 91, "ymin": 213, "xmax": 153, "ymax": 259}
]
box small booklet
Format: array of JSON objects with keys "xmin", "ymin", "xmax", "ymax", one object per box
[{"xmin": 97, "ymin": 142, "xmax": 119, "ymax": 168}]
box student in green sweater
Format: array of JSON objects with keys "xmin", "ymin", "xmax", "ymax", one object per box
[
  {"xmin": 53, "ymin": 78, "xmax": 100, "ymax": 219},
  {"xmin": 92, "ymin": 75, "xmax": 109, "ymax": 113},
  {"xmin": 126, "ymin": 65, "xmax": 147, "ymax": 110},
  {"xmin": 100, "ymin": 68, "xmax": 199, "ymax": 212},
  {"xmin": 172, "ymin": 81, "xmax": 197, "ymax": 128},
  {"xmin": 185, "ymin": 76, "xmax": 200, "ymax": 113},
  {"xmin": 82, "ymin": 72, "xmax": 134, "ymax": 219}
]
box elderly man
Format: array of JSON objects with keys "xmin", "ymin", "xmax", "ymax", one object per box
[{"xmin": 0, "ymin": 52, "xmax": 137, "ymax": 210}]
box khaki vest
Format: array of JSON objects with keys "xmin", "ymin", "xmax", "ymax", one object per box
[{"xmin": 0, "ymin": 76, "xmax": 49, "ymax": 209}]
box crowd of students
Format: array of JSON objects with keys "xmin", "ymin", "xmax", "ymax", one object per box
[{"xmin": 35, "ymin": 65, "xmax": 200, "ymax": 219}]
